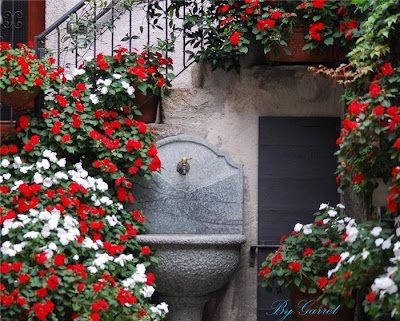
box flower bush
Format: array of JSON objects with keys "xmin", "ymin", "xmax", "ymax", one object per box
[
  {"xmin": 310, "ymin": 0, "xmax": 400, "ymax": 214},
  {"xmin": 0, "ymin": 41, "xmax": 169, "ymax": 320},
  {"xmin": 164, "ymin": 0, "xmax": 359, "ymax": 70},
  {"xmin": 0, "ymin": 41, "xmax": 56, "ymax": 94},
  {"xmin": 259, "ymin": 204, "xmax": 347, "ymax": 296}
]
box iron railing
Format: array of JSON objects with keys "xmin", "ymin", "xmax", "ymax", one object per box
[{"xmin": 32, "ymin": 0, "xmax": 196, "ymax": 117}]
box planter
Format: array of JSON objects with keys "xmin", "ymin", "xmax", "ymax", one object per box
[
  {"xmin": 266, "ymin": 28, "xmax": 346, "ymax": 63},
  {"xmin": 0, "ymin": 87, "xmax": 39, "ymax": 112},
  {"xmin": 132, "ymin": 89, "xmax": 160, "ymax": 123},
  {"xmin": 290, "ymin": 285, "xmax": 354, "ymax": 321}
]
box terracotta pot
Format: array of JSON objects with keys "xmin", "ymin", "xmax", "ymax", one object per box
[
  {"xmin": 132, "ymin": 89, "xmax": 160, "ymax": 123},
  {"xmin": 0, "ymin": 87, "xmax": 39, "ymax": 112},
  {"xmin": 266, "ymin": 28, "xmax": 346, "ymax": 63},
  {"xmin": 290, "ymin": 286, "xmax": 354, "ymax": 321}
]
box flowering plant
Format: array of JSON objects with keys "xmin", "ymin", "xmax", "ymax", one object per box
[
  {"xmin": 0, "ymin": 41, "xmax": 55, "ymax": 93},
  {"xmin": 319, "ymin": 220, "xmax": 400, "ymax": 318},
  {"xmin": 310, "ymin": 0, "xmax": 400, "ymax": 214},
  {"xmin": 259, "ymin": 204, "xmax": 348, "ymax": 296},
  {"xmin": 0, "ymin": 43, "xmax": 168, "ymax": 319},
  {"xmin": 167, "ymin": 0, "xmax": 359, "ymax": 70}
]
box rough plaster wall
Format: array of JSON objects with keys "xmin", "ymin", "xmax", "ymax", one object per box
[{"xmin": 153, "ymin": 64, "xmax": 344, "ymax": 321}]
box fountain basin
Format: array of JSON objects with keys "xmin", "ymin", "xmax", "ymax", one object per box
[{"xmin": 136, "ymin": 234, "xmax": 246, "ymax": 297}]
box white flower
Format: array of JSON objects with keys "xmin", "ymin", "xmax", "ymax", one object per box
[
  {"xmin": 371, "ymin": 227, "xmax": 382, "ymax": 237},
  {"xmin": 375, "ymin": 238, "xmax": 384, "ymax": 247},
  {"xmin": 48, "ymin": 243, "xmax": 58, "ymax": 251},
  {"xmin": 90, "ymin": 94, "xmax": 99, "ymax": 104},
  {"xmin": 328, "ymin": 210, "xmax": 337, "ymax": 217},
  {"xmin": 121, "ymin": 81, "xmax": 129, "ymax": 89},
  {"xmin": 362, "ymin": 249, "xmax": 370, "ymax": 260},
  {"xmin": 13, "ymin": 156, "xmax": 22, "ymax": 168},
  {"xmin": 43, "ymin": 177, "xmax": 53, "ymax": 188},
  {"xmin": 38, "ymin": 159, "xmax": 50, "ymax": 170},
  {"xmin": 88, "ymin": 266, "xmax": 98, "ymax": 274},
  {"xmin": 114, "ymin": 254, "xmax": 133, "ymax": 267},
  {"xmin": 57, "ymin": 158, "xmax": 66, "ymax": 167},
  {"xmin": 23, "ymin": 231, "xmax": 39, "ymax": 239},
  {"xmin": 140, "ymin": 285, "xmax": 155, "ymax": 298},
  {"xmin": 372, "ymin": 276, "xmax": 398, "ymax": 294},
  {"xmin": 20, "ymin": 165, "xmax": 33, "ymax": 174},
  {"xmin": 348, "ymin": 255, "xmax": 356, "ymax": 264},
  {"xmin": 294, "ymin": 223, "xmax": 303, "ymax": 232},
  {"xmin": 303, "ymin": 224, "xmax": 312, "ymax": 235},
  {"xmin": 103, "ymin": 79, "xmax": 112, "ymax": 86},
  {"xmin": 340, "ymin": 252, "xmax": 350, "ymax": 262},
  {"xmin": 96, "ymin": 79, "xmax": 104, "ymax": 85},
  {"xmin": 73, "ymin": 254, "xmax": 79, "ymax": 260},
  {"xmin": 105, "ymin": 215, "xmax": 120, "ymax": 227},
  {"xmin": 85, "ymin": 56, "xmax": 93, "ymax": 62},
  {"xmin": 346, "ymin": 226, "xmax": 358, "ymax": 245},
  {"xmin": 1, "ymin": 159, "xmax": 10, "ymax": 168},
  {"xmin": 127, "ymin": 86, "xmax": 135, "ymax": 96},
  {"xmin": 396, "ymin": 227, "xmax": 400, "ymax": 237},
  {"xmin": 319, "ymin": 203, "xmax": 329, "ymax": 210},
  {"xmin": 33, "ymin": 173, "xmax": 43, "ymax": 184},
  {"xmin": 382, "ymin": 238, "xmax": 392, "ymax": 250},
  {"xmin": 93, "ymin": 253, "xmax": 114, "ymax": 269},
  {"xmin": 336, "ymin": 204, "xmax": 345, "ymax": 209},
  {"xmin": 113, "ymin": 73, "xmax": 122, "ymax": 79},
  {"xmin": 100, "ymin": 87, "xmax": 108, "ymax": 95},
  {"xmin": 3, "ymin": 173, "xmax": 11, "ymax": 180}
]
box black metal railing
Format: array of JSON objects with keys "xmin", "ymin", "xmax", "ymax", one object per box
[{"xmin": 33, "ymin": 0, "xmax": 196, "ymax": 117}]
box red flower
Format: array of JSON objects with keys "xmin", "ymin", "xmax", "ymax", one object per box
[
  {"xmin": 141, "ymin": 246, "xmax": 151, "ymax": 255},
  {"xmin": 55, "ymin": 95, "xmax": 68, "ymax": 107},
  {"xmin": 348, "ymin": 99, "xmax": 368, "ymax": 116},
  {"xmin": 304, "ymin": 248, "xmax": 313, "ymax": 256},
  {"xmin": 54, "ymin": 254, "xmax": 65, "ymax": 266},
  {"xmin": 369, "ymin": 82, "xmax": 381, "ymax": 98},
  {"xmin": 271, "ymin": 253, "xmax": 283, "ymax": 265},
  {"xmin": 77, "ymin": 283, "xmax": 85, "ymax": 292},
  {"xmin": 0, "ymin": 262, "xmax": 11, "ymax": 274},
  {"xmin": 12, "ymin": 262, "xmax": 23, "ymax": 272},
  {"xmin": 317, "ymin": 277, "xmax": 328, "ymax": 289},
  {"xmin": 230, "ymin": 32, "xmax": 241, "ymax": 45},
  {"xmin": 157, "ymin": 77, "xmax": 165, "ymax": 87},
  {"xmin": 47, "ymin": 275, "xmax": 59, "ymax": 290},
  {"xmin": 373, "ymin": 105, "xmax": 385, "ymax": 116},
  {"xmin": 366, "ymin": 291, "xmax": 375, "ymax": 303},
  {"xmin": 0, "ymin": 146, "xmax": 8, "ymax": 155},
  {"xmin": 90, "ymin": 313, "xmax": 100, "ymax": 321},
  {"xmin": 9, "ymin": 145, "xmax": 17, "ymax": 153},
  {"xmin": 34, "ymin": 78, "xmax": 43, "ymax": 86},
  {"xmin": 311, "ymin": 0, "xmax": 325, "ymax": 8},
  {"xmin": 288, "ymin": 262, "xmax": 301, "ymax": 272},
  {"xmin": 381, "ymin": 62, "xmax": 394, "ymax": 76},
  {"xmin": 328, "ymin": 254, "xmax": 341, "ymax": 264},
  {"xmin": 17, "ymin": 75, "xmax": 26, "ymax": 83},
  {"xmin": 258, "ymin": 266, "xmax": 271, "ymax": 278},
  {"xmin": 35, "ymin": 253, "xmax": 48, "ymax": 264},
  {"xmin": 76, "ymin": 83, "xmax": 86, "ymax": 91},
  {"xmin": 33, "ymin": 301, "xmax": 54, "ymax": 320},
  {"xmin": 387, "ymin": 106, "xmax": 399, "ymax": 116},
  {"xmin": 146, "ymin": 273, "xmax": 155, "ymax": 285},
  {"xmin": 394, "ymin": 138, "xmax": 400, "ymax": 150},
  {"xmin": 61, "ymin": 134, "xmax": 71, "ymax": 143},
  {"xmin": 36, "ymin": 287, "xmax": 48, "ymax": 298},
  {"xmin": 271, "ymin": 11, "xmax": 282, "ymax": 20},
  {"xmin": 342, "ymin": 119, "xmax": 359, "ymax": 132},
  {"xmin": 299, "ymin": 2, "xmax": 307, "ymax": 9},
  {"xmin": 18, "ymin": 273, "xmax": 31, "ymax": 284},
  {"xmin": 19, "ymin": 115, "xmax": 29, "ymax": 129}
]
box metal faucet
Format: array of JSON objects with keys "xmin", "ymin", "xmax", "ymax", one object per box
[{"xmin": 177, "ymin": 157, "xmax": 192, "ymax": 175}]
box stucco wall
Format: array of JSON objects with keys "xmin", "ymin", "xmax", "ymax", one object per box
[
  {"xmin": 153, "ymin": 64, "xmax": 344, "ymax": 321},
  {"xmin": 46, "ymin": 3, "xmax": 345, "ymax": 320}
]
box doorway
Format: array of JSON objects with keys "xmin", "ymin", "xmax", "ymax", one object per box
[{"xmin": 257, "ymin": 117, "xmax": 341, "ymax": 321}]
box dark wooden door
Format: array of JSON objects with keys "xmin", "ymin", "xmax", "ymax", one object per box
[
  {"xmin": 0, "ymin": 0, "xmax": 45, "ymax": 139},
  {"xmin": 257, "ymin": 117, "xmax": 340, "ymax": 321}
]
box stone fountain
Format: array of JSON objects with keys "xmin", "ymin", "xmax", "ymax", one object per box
[{"xmin": 133, "ymin": 135, "xmax": 245, "ymax": 321}]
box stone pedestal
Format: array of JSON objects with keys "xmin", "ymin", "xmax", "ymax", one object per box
[{"xmin": 158, "ymin": 296, "xmax": 209, "ymax": 321}]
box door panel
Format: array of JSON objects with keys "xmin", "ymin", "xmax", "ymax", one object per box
[{"xmin": 257, "ymin": 117, "xmax": 340, "ymax": 321}]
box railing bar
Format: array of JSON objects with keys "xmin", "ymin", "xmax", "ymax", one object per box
[
  {"xmin": 147, "ymin": 0, "xmax": 150, "ymax": 46},
  {"xmin": 129, "ymin": 10, "xmax": 132, "ymax": 51},
  {"xmin": 183, "ymin": 2, "xmax": 186, "ymax": 69},
  {"xmin": 11, "ymin": 0, "xmax": 15, "ymax": 47},
  {"xmin": 111, "ymin": 2, "xmax": 115, "ymax": 54},
  {"xmin": 37, "ymin": 0, "xmax": 87, "ymax": 41},
  {"xmin": 93, "ymin": 1, "xmax": 97, "ymax": 57},
  {"xmin": 57, "ymin": 28, "xmax": 61, "ymax": 66},
  {"xmin": 75, "ymin": 13, "xmax": 78, "ymax": 68},
  {"xmin": 175, "ymin": 60, "xmax": 195, "ymax": 78},
  {"xmin": 165, "ymin": 0, "xmax": 168, "ymax": 77}
]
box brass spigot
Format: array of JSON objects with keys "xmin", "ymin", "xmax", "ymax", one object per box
[{"xmin": 177, "ymin": 157, "xmax": 192, "ymax": 175}]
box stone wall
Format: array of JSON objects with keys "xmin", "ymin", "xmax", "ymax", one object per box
[{"xmin": 154, "ymin": 64, "xmax": 344, "ymax": 321}]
